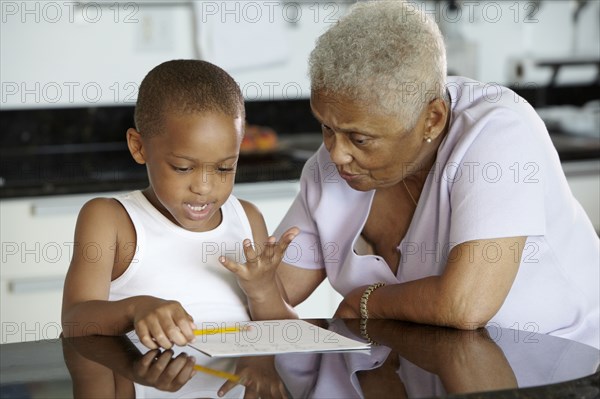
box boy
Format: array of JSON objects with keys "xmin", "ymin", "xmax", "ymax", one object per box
[{"xmin": 62, "ymin": 60, "xmax": 298, "ymax": 350}]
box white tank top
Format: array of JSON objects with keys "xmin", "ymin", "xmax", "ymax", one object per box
[{"xmin": 109, "ymin": 191, "xmax": 252, "ymax": 323}]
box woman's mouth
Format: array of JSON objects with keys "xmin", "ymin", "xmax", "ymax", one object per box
[{"xmin": 339, "ymin": 171, "xmax": 359, "ymax": 181}]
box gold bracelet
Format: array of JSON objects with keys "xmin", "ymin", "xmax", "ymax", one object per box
[
  {"xmin": 359, "ymin": 282, "xmax": 385, "ymax": 319},
  {"xmin": 360, "ymin": 318, "xmax": 379, "ymax": 346}
]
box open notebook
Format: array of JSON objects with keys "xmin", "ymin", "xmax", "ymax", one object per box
[{"xmin": 188, "ymin": 320, "xmax": 370, "ymax": 357}]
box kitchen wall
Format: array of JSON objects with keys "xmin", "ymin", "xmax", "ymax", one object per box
[{"xmin": 1, "ymin": 0, "xmax": 599, "ymax": 109}]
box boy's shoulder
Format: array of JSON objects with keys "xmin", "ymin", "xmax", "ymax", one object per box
[
  {"xmin": 77, "ymin": 197, "xmax": 129, "ymax": 225},
  {"xmin": 236, "ymin": 198, "xmax": 268, "ymax": 241},
  {"xmin": 237, "ymin": 198, "xmax": 262, "ymax": 218}
]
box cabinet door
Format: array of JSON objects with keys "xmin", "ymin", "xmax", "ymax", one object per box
[
  {"xmin": 563, "ymin": 160, "xmax": 600, "ymax": 232},
  {"xmin": 0, "ymin": 193, "xmax": 116, "ymax": 343}
]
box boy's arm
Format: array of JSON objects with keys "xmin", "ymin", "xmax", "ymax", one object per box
[
  {"xmin": 61, "ymin": 198, "xmax": 195, "ymax": 349},
  {"xmin": 225, "ymin": 200, "xmax": 299, "ymax": 320},
  {"xmin": 62, "ymin": 198, "xmax": 133, "ymax": 336}
]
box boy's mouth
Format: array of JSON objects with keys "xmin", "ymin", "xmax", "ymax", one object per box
[{"xmin": 186, "ymin": 203, "xmax": 208, "ymax": 212}]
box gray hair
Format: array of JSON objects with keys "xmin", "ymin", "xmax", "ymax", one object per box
[{"xmin": 309, "ymin": 0, "xmax": 447, "ymax": 130}]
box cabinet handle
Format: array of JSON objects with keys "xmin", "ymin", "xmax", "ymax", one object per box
[
  {"xmin": 233, "ymin": 182, "xmax": 300, "ymax": 201},
  {"xmin": 31, "ymin": 201, "xmax": 87, "ymax": 217},
  {"xmin": 9, "ymin": 277, "xmax": 65, "ymax": 294}
]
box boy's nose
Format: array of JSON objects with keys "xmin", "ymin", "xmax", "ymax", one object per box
[{"xmin": 190, "ymin": 167, "xmax": 213, "ymax": 195}]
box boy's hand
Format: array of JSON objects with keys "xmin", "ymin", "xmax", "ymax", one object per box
[
  {"xmin": 219, "ymin": 227, "xmax": 299, "ymax": 300},
  {"xmin": 132, "ymin": 296, "xmax": 197, "ymax": 350},
  {"xmin": 132, "ymin": 349, "xmax": 197, "ymax": 391},
  {"xmin": 217, "ymin": 356, "xmax": 288, "ymax": 398}
]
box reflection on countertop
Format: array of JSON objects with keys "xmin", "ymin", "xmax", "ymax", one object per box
[{"xmin": 1, "ymin": 319, "xmax": 598, "ymax": 398}]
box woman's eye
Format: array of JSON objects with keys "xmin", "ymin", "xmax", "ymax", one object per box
[
  {"xmin": 321, "ymin": 124, "xmax": 333, "ymax": 134},
  {"xmin": 217, "ymin": 167, "xmax": 235, "ymax": 173},
  {"xmin": 351, "ymin": 134, "xmax": 369, "ymax": 146}
]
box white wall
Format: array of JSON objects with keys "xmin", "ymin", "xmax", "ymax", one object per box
[
  {"xmin": 1, "ymin": 1, "xmax": 599, "ymax": 110},
  {"xmin": 0, "ymin": 1, "xmax": 350, "ymax": 109},
  {"xmin": 434, "ymin": 0, "xmax": 600, "ymax": 84}
]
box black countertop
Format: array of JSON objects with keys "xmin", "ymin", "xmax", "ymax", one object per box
[
  {"xmin": 1, "ymin": 93, "xmax": 599, "ymax": 199},
  {"xmin": 0, "ymin": 102, "xmax": 320, "ymax": 199},
  {"xmin": 0, "ymin": 140, "xmax": 309, "ymax": 198},
  {"xmin": 0, "ymin": 130, "xmax": 598, "ymax": 199},
  {"xmin": 0, "ymin": 319, "xmax": 598, "ymax": 398}
]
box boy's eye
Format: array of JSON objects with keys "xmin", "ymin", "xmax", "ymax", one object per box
[{"xmin": 172, "ymin": 165, "xmax": 192, "ymax": 172}]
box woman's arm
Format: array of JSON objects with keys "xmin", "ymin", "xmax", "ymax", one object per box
[
  {"xmin": 337, "ymin": 236, "xmax": 525, "ymax": 329},
  {"xmin": 61, "ymin": 198, "xmax": 196, "ymax": 349},
  {"xmin": 277, "ymin": 262, "xmax": 326, "ymax": 307}
]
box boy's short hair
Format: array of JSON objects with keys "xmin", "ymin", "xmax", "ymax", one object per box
[{"xmin": 134, "ymin": 59, "xmax": 245, "ymax": 137}]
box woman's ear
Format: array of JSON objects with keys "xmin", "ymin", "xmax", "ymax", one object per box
[
  {"xmin": 126, "ymin": 128, "xmax": 146, "ymax": 165},
  {"xmin": 424, "ymin": 98, "xmax": 450, "ymax": 141}
]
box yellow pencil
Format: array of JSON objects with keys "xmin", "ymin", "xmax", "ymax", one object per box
[
  {"xmin": 193, "ymin": 325, "xmax": 248, "ymax": 335},
  {"xmin": 193, "ymin": 364, "xmax": 241, "ymax": 383}
]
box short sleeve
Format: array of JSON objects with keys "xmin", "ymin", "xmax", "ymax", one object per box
[
  {"xmin": 274, "ymin": 155, "xmax": 326, "ymax": 270},
  {"xmin": 448, "ymin": 108, "xmax": 547, "ymax": 247}
]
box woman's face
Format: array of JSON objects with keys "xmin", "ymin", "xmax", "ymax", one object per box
[{"xmin": 310, "ymin": 90, "xmax": 435, "ymax": 191}]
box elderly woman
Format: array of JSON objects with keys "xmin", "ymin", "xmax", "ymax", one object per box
[{"xmin": 226, "ymin": 1, "xmax": 599, "ymax": 349}]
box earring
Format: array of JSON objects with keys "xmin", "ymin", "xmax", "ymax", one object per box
[{"xmin": 424, "ymin": 137, "xmax": 432, "ymax": 143}]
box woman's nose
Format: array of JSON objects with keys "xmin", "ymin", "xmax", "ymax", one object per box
[{"xmin": 326, "ymin": 135, "xmax": 353, "ymax": 165}]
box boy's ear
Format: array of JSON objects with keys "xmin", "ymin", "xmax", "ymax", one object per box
[{"xmin": 126, "ymin": 128, "xmax": 146, "ymax": 165}]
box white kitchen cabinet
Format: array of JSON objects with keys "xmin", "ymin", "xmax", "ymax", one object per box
[
  {"xmin": 562, "ymin": 160, "xmax": 600, "ymax": 233},
  {"xmin": 0, "ymin": 192, "xmax": 109, "ymax": 344}
]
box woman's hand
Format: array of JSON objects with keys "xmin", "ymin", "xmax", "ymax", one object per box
[
  {"xmin": 217, "ymin": 356, "xmax": 289, "ymax": 399},
  {"xmin": 220, "ymin": 227, "xmax": 299, "ymax": 301},
  {"xmin": 334, "ymin": 285, "xmax": 369, "ymax": 318},
  {"xmin": 132, "ymin": 349, "xmax": 197, "ymax": 392},
  {"xmin": 131, "ymin": 296, "xmax": 196, "ymax": 350}
]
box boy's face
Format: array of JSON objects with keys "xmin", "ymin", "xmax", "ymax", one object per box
[{"xmin": 128, "ymin": 111, "xmax": 243, "ymax": 232}]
